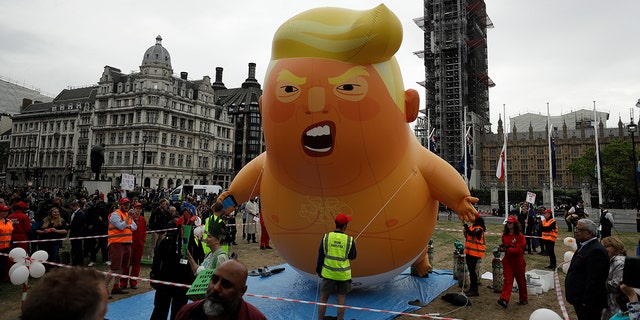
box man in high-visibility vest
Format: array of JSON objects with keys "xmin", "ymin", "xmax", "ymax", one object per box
[
  {"xmin": 316, "ymin": 213, "xmax": 357, "ymax": 320},
  {"xmin": 541, "ymin": 209, "xmax": 558, "ymax": 269},
  {"xmin": 0, "ymin": 204, "xmax": 13, "ymax": 283},
  {"xmin": 106, "ymin": 197, "xmax": 137, "ymax": 295}
]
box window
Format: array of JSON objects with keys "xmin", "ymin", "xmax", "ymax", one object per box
[
  {"xmin": 126, "ymin": 132, "xmax": 132, "ymax": 144},
  {"xmin": 179, "ymin": 136, "xmax": 185, "ymax": 147},
  {"xmin": 160, "ymin": 152, "xmax": 166, "ymax": 166},
  {"xmin": 170, "ymin": 134, "xmax": 176, "ymax": 145},
  {"xmin": 178, "ymin": 154, "xmax": 184, "ymax": 167},
  {"xmin": 169, "ymin": 153, "xmax": 175, "ymax": 166},
  {"xmin": 162, "ymin": 133, "xmax": 167, "ymax": 144}
]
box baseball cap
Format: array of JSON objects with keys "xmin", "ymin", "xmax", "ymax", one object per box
[
  {"xmin": 506, "ymin": 216, "xmax": 518, "ymax": 223},
  {"xmin": 335, "ymin": 213, "xmax": 352, "ymax": 225},
  {"xmin": 0, "ymin": 204, "xmax": 10, "ymax": 211},
  {"xmin": 543, "ymin": 209, "xmax": 553, "ymax": 215},
  {"xmin": 134, "ymin": 202, "xmax": 143, "ymax": 208},
  {"xmin": 118, "ymin": 198, "xmax": 131, "ymax": 205},
  {"xmin": 15, "ymin": 201, "xmax": 29, "ymax": 210}
]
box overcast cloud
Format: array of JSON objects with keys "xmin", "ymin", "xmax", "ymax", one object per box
[{"xmin": 1, "ymin": 1, "xmax": 639, "ymax": 131}]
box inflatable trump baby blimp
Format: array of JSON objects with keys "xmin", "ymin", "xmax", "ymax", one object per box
[{"xmin": 218, "ymin": 4, "xmax": 478, "ymax": 286}]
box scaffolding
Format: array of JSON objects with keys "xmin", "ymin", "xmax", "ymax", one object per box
[{"xmin": 414, "ymin": 0, "xmax": 494, "ymax": 188}]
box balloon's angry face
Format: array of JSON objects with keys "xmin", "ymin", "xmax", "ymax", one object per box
[{"xmin": 262, "ymin": 58, "xmax": 406, "ymax": 165}]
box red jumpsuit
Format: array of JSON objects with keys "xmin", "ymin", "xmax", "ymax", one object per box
[
  {"xmin": 121, "ymin": 215, "xmax": 146, "ymax": 288},
  {"xmin": 259, "ymin": 208, "xmax": 271, "ymax": 249},
  {"xmin": 500, "ymin": 232, "xmax": 528, "ymax": 303},
  {"xmin": 8, "ymin": 210, "xmax": 31, "ymax": 252}
]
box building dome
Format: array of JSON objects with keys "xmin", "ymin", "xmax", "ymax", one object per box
[{"xmin": 142, "ymin": 35, "xmax": 171, "ymax": 68}]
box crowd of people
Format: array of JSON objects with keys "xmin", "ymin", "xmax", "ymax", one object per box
[
  {"xmin": 464, "ymin": 200, "xmax": 640, "ymax": 320},
  {"xmin": 0, "ymin": 185, "xmax": 275, "ymax": 319}
]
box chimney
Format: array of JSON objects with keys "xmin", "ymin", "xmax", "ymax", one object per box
[
  {"xmin": 241, "ymin": 62, "xmax": 260, "ymax": 89},
  {"xmin": 180, "ymin": 72, "xmax": 188, "ymax": 80},
  {"xmin": 212, "ymin": 67, "xmax": 226, "ymax": 90}
]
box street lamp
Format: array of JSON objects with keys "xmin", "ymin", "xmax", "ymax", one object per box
[
  {"xmin": 629, "ymin": 111, "xmax": 639, "ymax": 232},
  {"xmin": 141, "ymin": 133, "xmax": 148, "ymax": 188}
]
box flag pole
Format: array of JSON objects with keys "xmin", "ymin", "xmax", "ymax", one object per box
[
  {"xmin": 547, "ymin": 102, "xmax": 555, "ymax": 217},
  {"xmin": 504, "ymin": 104, "xmax": 509, "ymax": 221},
  {"xmin": 594, "ymin": 100, "xmax": 603, "ymax": 208}
]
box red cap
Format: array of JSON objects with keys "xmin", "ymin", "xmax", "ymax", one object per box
[
  {"xmin": 0, "ymin": 204, "xmax": 10, "ymax": 212},
  {"xmin": 544, "ymin": 209, "xmax": 553, "ymax": 215},
  {"xmin": 118, "ymin": 198, "xmax": 131, "ymax": 205},
  {"xmin": 335, "ymin": 213, "xmax": 352, "ymax": 225},
  {"xmin": 506, "ymin": 216, "xmax": 518, "ymax": 223},
  {"xmin": 133, "ymin": 202, "xmax": 143, "ymax": 208},
  {"xmin": 15, "ymin": 201, "xmax": 29, "ymax": 210}
]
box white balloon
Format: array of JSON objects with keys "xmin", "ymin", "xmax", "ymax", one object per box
[
  {"xmin": 10, "ymin": 265, "xmax": 29, "ymax": 285},
  {"xmin": 31, "ymin": 250, "xmax": 49, "ymax": 262},
  {"xmin": 193, "ymin": 226, "xmax": 204, "ymax": 238},
  {"xmin": 9, "ymin": 262, "xmax": 24, "ymax": 276},
  {"xmin": 8, "ymin": 247, "xmax": 27, "ymax": 263},
  {"xmin": 564, "ymin": 251, "xmax": 574, "ymax": 262},
  {"xmin": 562, "ymin": 263, "xmax": 570, "ymax": 274},
  {"xmin": 563, "ymin": 237, "xmax": 575, "ymax": 247},
  {"xmin": 194, "ymin": 217, "xmax": 202, "ymax": 227},
  {"xmin": 29, "ymin": 262, "xmax": 46, "ymax": 278},
  {"xmin": 529, "ymin": 308, "xmax": 562, "ymax": 320}
]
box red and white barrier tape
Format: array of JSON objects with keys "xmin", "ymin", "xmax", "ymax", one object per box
[
  {"xmin": 0, "ymin": 252, "xmax": 191, "ymax": 288},
  {"xmin": 15, "ymin": 221, "xmax": 260, "ymax": 244},
  {"xmin": 553, "ymin": 263, "xmax": 571, "ymax": 320},
  {"xmin": 246, "ymin": 293, "xmax": 461, "ymax": 319}
]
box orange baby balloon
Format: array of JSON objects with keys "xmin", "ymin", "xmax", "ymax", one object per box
[{"xmin": 221, "ymin": 4, "xmax": 477, "ymax": 286}]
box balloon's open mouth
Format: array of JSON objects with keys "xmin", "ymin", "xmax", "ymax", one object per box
[{"xmin": 302, "ymin": 121, "xmax": 335, "ymax": 157}]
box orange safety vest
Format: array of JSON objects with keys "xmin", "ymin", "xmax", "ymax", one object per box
[
  {"xmin": 0, "ymin": 219, "xmax": 13, "ymax": 250},
  {"xmin": 541, "ymin": 218, "xmax": 558, "ymax": 242},
  {"xmin": 107, "ymin": 209, "xmax": 133, "ymax": 245},
  {"xmin": 464, "ymin": 225, "xmax": 486, "ymax": 258}
]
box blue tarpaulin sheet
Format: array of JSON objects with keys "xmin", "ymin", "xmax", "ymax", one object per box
[{"xmin": 106, "ymin": 265, "xmax": 456, "ymax": 320}]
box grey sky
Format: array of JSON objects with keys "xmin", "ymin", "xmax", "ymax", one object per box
[{"xmin": 1, "ymin": 1, "xmax": 639, "ymax": 131}]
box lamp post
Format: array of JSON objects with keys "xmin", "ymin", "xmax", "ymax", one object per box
[
  {"xmin": 635, "ymin": 99, "xmax": 640, "ymax": 232},
  {"xmin": 141, "ymin": 133, "xmax": 148, "ymax": 188},
  {"xmin": 629, "ymin": 110, "xmax": 639, "ymax": 232}
]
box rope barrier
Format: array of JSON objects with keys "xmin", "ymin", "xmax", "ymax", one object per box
[
  {"xmin": 552, "ymin": 263, "xmax": 571, "ymax": 320},
  {"xmin": 13, "ymin": 220, "xmax": 261, "ymax": 244}
]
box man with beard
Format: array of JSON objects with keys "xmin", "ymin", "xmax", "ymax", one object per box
[{"xmin": 175, "ymin": 259, "xmax": 266, "ymax": 320}]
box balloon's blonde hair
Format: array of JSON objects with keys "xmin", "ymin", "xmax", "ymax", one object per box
[{"xmin": 268, "ymin": 4, "xmax": 407, "ymax": 111}]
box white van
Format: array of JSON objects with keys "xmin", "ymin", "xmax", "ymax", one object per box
[{"xmin": 170, "ymin": 184, "xmax": 222, "ymax": 202}]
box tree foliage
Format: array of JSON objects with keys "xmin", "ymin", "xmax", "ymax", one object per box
[{"xmin": 568, "ymin": 139, "xmax": 638, "ymax": 204}]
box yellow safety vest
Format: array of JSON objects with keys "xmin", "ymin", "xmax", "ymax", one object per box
[{"xmin": 321, "ymin": 232, "xmax": 354, "ymax": 281}]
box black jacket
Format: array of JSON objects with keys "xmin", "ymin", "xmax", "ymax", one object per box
[
  {"xmin": 565, "ymin": 238, "xmax": 609, "ymax": 309},
  {"xmin": 150, "ymin": 230, "xmax": 195, "ymax": 287}
]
